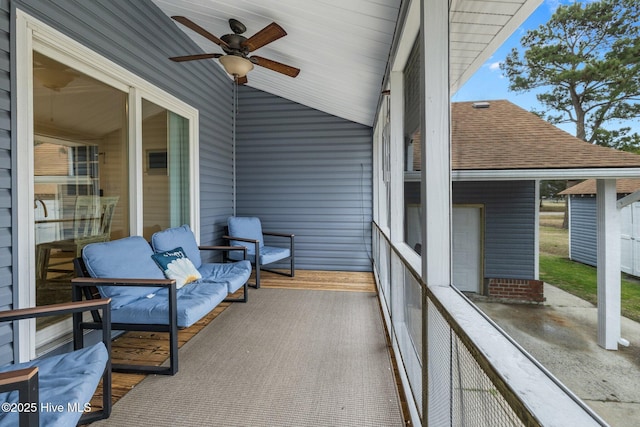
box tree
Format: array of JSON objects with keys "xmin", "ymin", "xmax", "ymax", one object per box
[{"xmin": 501, "ymin": 0, "xmax": 640, "ymax": 150}]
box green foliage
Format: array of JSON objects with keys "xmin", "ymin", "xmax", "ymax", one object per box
[
  {"xmin": 540, "ymin": 180, "xmax": 568, "ymax": 199},
  {"xmin": 540, "ymin": 254, "xmax": 640, "ymax": 322},
  {"xmin": 502, "ymin": 0, "xmax": 640, "ymax": 150}
]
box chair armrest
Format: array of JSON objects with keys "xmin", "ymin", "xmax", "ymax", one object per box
[
  {"xmin": 263, "ymin": 231, "xmax": 295, "ymax": 239},
  {"xmin": 0, "ymin": 298, "xmax": 112, "ymax": 322},
  {"xmin": 72, "ymin": 277, "xmax": 175, "ymax": 287},
  {"xmin": 0, "ymin": 367, "xmax": 39, "ymax": 425},
  {"xmin": 222, "ymin": 235, "xmax": 260, "ymax": 244},
  {"xmin": 0, "ymin": 367, "xmax": 37, "ymax": 389}
]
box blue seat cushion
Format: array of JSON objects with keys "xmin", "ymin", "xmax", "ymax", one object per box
[
  {"xmin": 151, "ymin": 225, "xmax": 202, "ymax": 269},
  {"xmin": 228, "ymin": 245, "xmax": 290, "ymax": 266},
  {"xmin": 0, "ymin": 342, "xmax": 108, "ymax": 427},
  {"xmin": 83, "ymin": 236, "xmax": 166, "ymax": 309},
  {"xmin": 197, "ymin": 260, "xmax": 252, "ymax": 293},
  {"xmin": 227, "ymin": 217, "xmax": 264, "ymax": 249},
  {"xmin": 111, "ymin": 281, "xmax": 228, "ymax": 328}
]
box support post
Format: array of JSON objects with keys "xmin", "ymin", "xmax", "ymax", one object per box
[
  {"xmin": 420, "ymin": 0, "xmax": 451, "ymax": 423},
  {"xmin": 596, "ymin": 179, "xmax": 621, "ymax": 350}
]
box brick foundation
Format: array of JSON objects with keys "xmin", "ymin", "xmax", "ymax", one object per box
[{"xmin": 487, "ymin": 278, "xmax": 545, "ymax": 303}]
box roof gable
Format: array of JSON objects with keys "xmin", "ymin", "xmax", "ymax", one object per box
[
  {"xmin": 452, "ymin": 100, "xmax": 640, "ymax": 171},
  {"xmin": 560, "ymin": 178, "xmax": 640, "ymax": 196}
]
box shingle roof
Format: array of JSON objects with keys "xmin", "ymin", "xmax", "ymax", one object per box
[
  {"xmin": 451, "ymin": 100, "xmax": 640, "ymax": 170},
  {"xmin": 559, "ymin": 178, "xmax": 640, "ymax": 195}
]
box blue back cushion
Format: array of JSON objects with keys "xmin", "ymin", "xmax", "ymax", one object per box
[
  {"xmin": 151, "ymin": 224, "xmax": 202, "ymax": 269},
  {"xmin": 227, "ymin": 217, "xmax": 264, "ymax": 251},
  {"xmin": 82, "ymin": 236, "xmax": 165, "ymax": 308}
]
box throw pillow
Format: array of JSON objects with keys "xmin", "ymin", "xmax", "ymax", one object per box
[{"xmin": 151, "ymin": 247, "xmax": 202, "ymax": 289}]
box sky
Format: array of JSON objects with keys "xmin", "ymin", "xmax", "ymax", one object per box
[{"xmin": 451, "ymin": 0, "xmax": 636, "ymax": 136}]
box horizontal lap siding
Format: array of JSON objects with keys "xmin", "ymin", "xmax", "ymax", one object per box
[
  {"xmin": 453, "ymin": 181, "xmax": 536, "ymax": 280},
  {"xmin": 15, "ymin": 0, "xmax": 234, "ymax": 246},
  {"xmin": 0, "ymin": 0, "xmax": 10, "ymax": 366},
  {"xmin": 236, "ymin": 87, "xmax": 373, "ymax": 271},
  {"xmin": 568, "ymin": 196, "xmax": 597, "ymax": 267},
  {"xmin": 6, "ymin": 0, "xmax": 233, "ymax": 359}
]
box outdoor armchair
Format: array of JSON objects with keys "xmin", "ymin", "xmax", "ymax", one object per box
[
  {"xmin": 224, "ymin": 217, "xmax": 295, "ymax": 288},
  {"xmin": 0, "ymin": 298, "xmax": 112, "ymax": 427}
]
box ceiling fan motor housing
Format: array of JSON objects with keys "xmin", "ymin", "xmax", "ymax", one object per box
[{"xmin": 220, "ymin": 33, "xmax": 250, "ymax": 56}]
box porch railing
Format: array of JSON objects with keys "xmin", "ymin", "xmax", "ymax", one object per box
[{"xmin": 372, "ymin": 222, "xmax": 608, "ymax": 427}]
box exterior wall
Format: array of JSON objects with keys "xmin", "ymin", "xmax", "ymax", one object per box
[
  {"xmin": 0, "ymin": 0, "xmax": 11, "ymax": 366},
  {"xmin": 453, "ymin": 180, "xmax": 537, "ymax": 281},
  {"xmin": 488, "ymin": 278, "xmax": 544, "ymax": 303},
  {"xmin": 14, "ymin": 0, "xmax": 234, "ymax": 245},
  {"xmin": 235, "ymin": 86, "xmax": 373, "ymax": 271},
  {"xmin": 4, "ymin": 0, "xmax": 234, "ymax": 363},
  {"xmin": 567, "ymin": 196, "xmax": 597, "ymax": 267}
]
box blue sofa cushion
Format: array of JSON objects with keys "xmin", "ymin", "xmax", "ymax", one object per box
[
  {"xmin": 151, "ymin": 225, "xmax": 202, "ymax": 269},
  {"xmin": 227, "ymin": 217, "xmax": 264, "ymax": 249},
  {"xmin": 83, "ymin": 236, "xmax": 165, "ymax": 309},
  {"xmin": 197, "ymin": 260, "xmax": 252, "ymax": 293},
  {"xmin": 228, "ymin": 245, "xmax": 290, "ymax": 266},
  {"xmin": 0, "ymin": 342, "xmax": 108, "ymax": 427},
  {"xmin": 111, "ymin": 281, "xmax": 228, "ymax": 328},
  {"xmin": 151, "ymin": 247, "xmax": 202, "ymax": 289}
]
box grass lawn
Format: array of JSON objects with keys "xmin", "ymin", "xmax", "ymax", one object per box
[{"xmin": 539, "ymin": 217, "xmax": 640, "ymax": 322}]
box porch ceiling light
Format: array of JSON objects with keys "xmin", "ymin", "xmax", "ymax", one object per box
[{"xmin": 219, "ymin": 55, "xmax": 254, "ymax": 78}]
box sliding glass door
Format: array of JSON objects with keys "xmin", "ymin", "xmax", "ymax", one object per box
[
  {"xmin": 141, "ymin": 100, "xmax": 190, "ymax": 240},
  {"xmin": 33, "ymin": 52, "xmax": 129, "ymax": 346},
  {"xmin": 19, "ymin": 14, "xmax": 199, "ymax": 358}
]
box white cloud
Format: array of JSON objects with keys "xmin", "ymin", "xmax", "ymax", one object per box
[{"xmin": 488, "ymin": 61, "xmax": 502, "ymax": 71}]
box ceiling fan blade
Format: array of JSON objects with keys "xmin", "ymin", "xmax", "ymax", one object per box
[
  {"xmin": 235, "ymin": 75, "xmax": 248, "ymax": 85},
  {"xmin": 172, "ymin": 16, "xmax": 229, "ymax": 49},
  {"xmin": 241, "ymin": 22, "xmax": 287, "ymax": 52},
  {"xmin": 251, "ymin": 56, "xmax": 300, "ymax": 78},
  {"xmin": 169, "ymin": 53, "xmax": 222, "ymax": 62}
]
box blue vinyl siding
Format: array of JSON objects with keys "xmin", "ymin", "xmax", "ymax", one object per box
[
  {"xmin": 235, "ymin": 86, "xmax": 373, "ymax": 271},
  {"xmin": 453, "ymin": 181, "xmax": 537, "ymax": 280},
  {"xmin": 14, "ymin": 0, "xmax": 234, "ymax": 245},
  {"xmin": 0, "ymin": 0, "xmax": 11, "ymax": 366},
  {"xmin": 567, "ymin": 196, "xmax": 597, "ymax": 267},
  {"xmin": 3, "ymin": 0, "xmax": 234, "ymax": 362}
]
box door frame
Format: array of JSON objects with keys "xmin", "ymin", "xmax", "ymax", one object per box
[{"xmin": 15, "ymin": 10, "xmax": 200, "ymax": 361}]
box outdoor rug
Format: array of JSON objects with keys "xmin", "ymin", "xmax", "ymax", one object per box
[{"xmin": 94, "ymin": 288, "xmax": 404, "ymax": 426}]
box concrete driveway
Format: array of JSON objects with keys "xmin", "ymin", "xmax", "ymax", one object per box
[{"xmin": 474, "ymin": 284, "xmax": 640, "ymax": 427}]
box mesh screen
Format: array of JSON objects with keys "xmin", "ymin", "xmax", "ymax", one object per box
[{"xmin": 428, "ymin": 297, "xmax": 527, "ymax": 427}]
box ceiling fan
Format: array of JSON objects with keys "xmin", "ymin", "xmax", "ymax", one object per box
[{"xmin": 169, "ymin": 16, "xmax": 300, "ymax": 84}]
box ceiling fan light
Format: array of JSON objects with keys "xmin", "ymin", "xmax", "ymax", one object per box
[{"xmin": 219, "ymin": 55, "xmax": 254, "ymax": 78}]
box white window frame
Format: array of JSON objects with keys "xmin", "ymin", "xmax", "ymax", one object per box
[{"xmin": 15, "ymin": 10, "xmax": 200, "ymax": 361}]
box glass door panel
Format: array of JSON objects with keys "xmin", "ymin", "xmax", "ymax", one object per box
[
  {"xmin": 142, "ymin": 99, "xmax": 190, "ymax": 240},
  {"xmin": 33, "ymin": 52, "xmax": 128, "ymax": 340}
]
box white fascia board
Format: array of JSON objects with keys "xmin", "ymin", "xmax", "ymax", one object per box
[{"xmin": 450, "ymin": 168, "xmax": 640, "ymax": 181}]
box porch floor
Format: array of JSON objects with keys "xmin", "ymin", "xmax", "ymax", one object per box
[{"xmin": 85, "ymin": 270, "xmax": 409, "ymax": 426}]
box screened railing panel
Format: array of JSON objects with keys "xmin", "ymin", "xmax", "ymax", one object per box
[{"xmin": 373, "ymin": 223, "xmax": 606, "ymax": 427}]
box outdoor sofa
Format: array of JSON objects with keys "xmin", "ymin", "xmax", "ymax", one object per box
[{"xmin": 72, "ymin": 225, "xmax": 251, "ymax": 375}]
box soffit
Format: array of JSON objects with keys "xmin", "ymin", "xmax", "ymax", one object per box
[{"xmin": 153, "ymin": 0, "xmax": 542, "ymax": 127}]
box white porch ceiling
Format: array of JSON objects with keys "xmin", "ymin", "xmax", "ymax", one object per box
[{"xmin": 152, "ymin": 0, "xmax": 542, "ymax": 127}]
